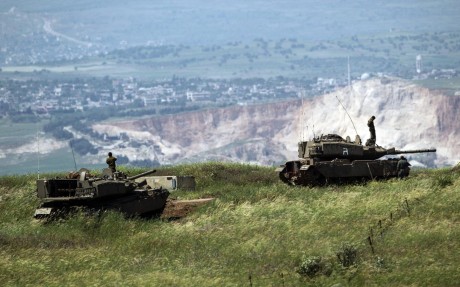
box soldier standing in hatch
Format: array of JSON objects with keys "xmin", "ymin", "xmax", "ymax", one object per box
[
  {"xmin": 106, "ymin": 152, "xmax": 117, "ymax": 172},
  {"xmin": 366, "ymin": 116, "xmax": 376, "ymax": 146},
  {"xmin": 397, "ymin": 155, "xmax": 411, "ymax": 179}
]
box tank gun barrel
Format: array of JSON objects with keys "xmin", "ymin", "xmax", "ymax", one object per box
[
  {"xmin": 127, "ymin": 169, "xmax": 157, "ymax": 181},
  {"xmin": 391, "ymin": 148, "xmax": 436, "ymax": 155}
]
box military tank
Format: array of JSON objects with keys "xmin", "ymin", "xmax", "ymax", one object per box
[
  {"xmin": 276, "ymin": 134, "xmax": 436, "ymax": 186},
  {"xmin": 35, "ymin": 169, "xmax": 169, "ymax": 218}
]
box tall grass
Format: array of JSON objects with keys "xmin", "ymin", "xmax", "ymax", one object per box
[{"xmin": 0, "ymin": 163, "xmax": 459, "ymax": 286}]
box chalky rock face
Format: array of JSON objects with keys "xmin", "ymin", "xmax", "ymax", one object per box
[{"xmin": 91, "ymin": 77, "xmax": 458, "ymax": 167}]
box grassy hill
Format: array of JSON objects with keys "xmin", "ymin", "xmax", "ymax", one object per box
[{"xmin": 0, "ymin": 163, "xmax": 459, "ymax": 286}]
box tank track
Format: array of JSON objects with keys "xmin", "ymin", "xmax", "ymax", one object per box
[
  {"xmin": 278, "ymin": 166, "xmax": 324, "ymax": 186},
  {"xmin": 298, "ymin": 168, "xmax": 324, "ymax": 186}
]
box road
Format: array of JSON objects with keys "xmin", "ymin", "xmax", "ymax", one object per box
[{"xmin": 43, "ymin": 18, "xmax": 93, "ymax": 47}]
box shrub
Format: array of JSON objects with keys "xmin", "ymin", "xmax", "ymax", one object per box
[
  {"xmin": 298, "ymin": 256, "xmax": 332, "ymax": 278},
  {"xmin": 431, "ymin": 174, "xmax": 453, "ymax": 189},
  {"xmin": 336, "ymin": 242, "xmax": 358, "ymax": 267},
  {"xmin": 70, "ymin": 138, "xmax": 98, "ymax": 155}
]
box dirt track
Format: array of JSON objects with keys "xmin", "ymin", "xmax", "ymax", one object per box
[{"xmin": 161, "ymin": 198, "xmax": 215, "ymax": 219}]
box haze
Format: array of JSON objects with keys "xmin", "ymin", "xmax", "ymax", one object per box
[{"xmin": 1, "ymin": 1, "xmax": 458, "ymax": 48}]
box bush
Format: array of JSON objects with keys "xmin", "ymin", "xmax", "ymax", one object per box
[
  {"xmin": 52, "ymin": 127, "xmax": 73, "ymax": 140},
  {"xmin": 336, "ymin": 242, "xmax": 358, "ymax": 267},
  {"xmin": 431, "ymin": 174, "xmax": 454, "ymax": 189},
  {"xmin": 70, "ymin": 138, "xmax": 98, "ymax": 155},
  {"xmin": 298, "ymin": 256, "xmax": 332, "ymax": 278}
]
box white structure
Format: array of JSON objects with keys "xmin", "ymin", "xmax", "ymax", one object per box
[{"xmin": 416, "ymin": 55, "xmax": 422, "ymax": 74}]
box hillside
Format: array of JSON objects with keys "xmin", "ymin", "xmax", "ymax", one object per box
[
  {"xmin": 0, "ymin": 163, "xmax": 459, "ymax": 286},
  {"xmin": 93, "ymin": 77, "xmax": 459, "ymax": 167},
  {"xmin": 1, "ymin": 1, "xmax": 460, "ymax": 81}
]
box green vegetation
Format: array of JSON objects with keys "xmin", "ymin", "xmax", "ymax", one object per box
[
  {"xmin": 4, "ymin": 31, "xmax": 460, "ymax": 82},
  {"xmin": 0, "ymin": 119, "xmax": 47, "ymax": 148},
  {"xmin": 415, "ymin": 76, "xmax": 460, "ymax": 95},
  {"xmin": 0, "ymin": 118, "xmax": 104, "ymax": 175},
  {"xmin": 1, "ymin": 163, "xmax": 459, "ymax": 286}
]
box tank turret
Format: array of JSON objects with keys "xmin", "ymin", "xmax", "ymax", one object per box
[
  {"xmin": 277, "ymin": 133, "xmax": 436, "ymax": 186},
  {"xmin": 298, "ymin": 134, "xmax": 436, "ymax": 161}
]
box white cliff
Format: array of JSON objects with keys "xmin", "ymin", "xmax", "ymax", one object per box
[{"xmin": 92, "ymin": 77, "xmax": 459, "ymax": 167}]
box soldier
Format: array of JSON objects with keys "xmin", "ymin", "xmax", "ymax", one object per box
[
  {"xmin": 106, "ymin": 152, "xmax": 117, "ymax": 172},
  {"xmin": 396, "ymin": 155, "xmax": 411, "ymax": 179},
  {"xmin": 366, "ymin": 116, "xmax": 376, "ymax": 146}
]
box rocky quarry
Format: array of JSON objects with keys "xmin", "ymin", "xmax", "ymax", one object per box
[{"xmin": 91, "ymin": 77, "xmax": 459, "ymax": 168}]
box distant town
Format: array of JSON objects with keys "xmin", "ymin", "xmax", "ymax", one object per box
[
  {"xmin": 1, "ymin": 66, "xmax": 457, "ymax": 123},
  {"xmin": 0, "ymin": 76, "xmax": 338, "ymax": 121}
]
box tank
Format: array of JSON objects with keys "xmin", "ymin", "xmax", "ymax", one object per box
[
  {"xmin": 34, "ymin": 169, "xmax": 170, "ymax": 218},
  {"xmin": 276, "ymin": 134, "xmax": 436, "ymax": 186}
]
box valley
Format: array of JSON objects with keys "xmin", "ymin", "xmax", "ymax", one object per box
[
  {"xmin": 91, "ymin": 77, "xmax": 458, "ymax": 168},
  {"xmin": 2, "ymin": 77, "xmax": 457, "ymax": 175}
]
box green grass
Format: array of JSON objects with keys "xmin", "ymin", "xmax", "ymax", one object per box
[{"xmin": 0, "ymin": 163, "xmax": 459, "ymax": 286}]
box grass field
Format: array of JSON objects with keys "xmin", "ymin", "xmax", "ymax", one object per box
[{"xmin": 0, "ymin": 163, "xmax": 459, "ymax": 286}]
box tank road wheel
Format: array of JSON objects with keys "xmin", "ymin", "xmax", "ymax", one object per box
[
  {"xmin": 278, "ymin": 162, "xmax": 303, "ymax": 185},
  {"xmin": 278, "ymin": 167, "xmax": 292, "ymax": 185},
  {"xmin": 278, "ymin": 163, "xmax": 325, "ymax": 187},
  {"xmin": 299, "ymin": 168, "xmax": 325, "ymax": 187},
  {"xmin": 278, "ymin": 169, "xmax": 303, "ymax": 186}
]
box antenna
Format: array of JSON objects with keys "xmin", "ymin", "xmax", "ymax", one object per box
[
  {"xmin": 152, "ymin": 145, "xmax": 155, "ymax": 169},
  {"xmin": 300, "ymin": 87, "xmax": 306, "ymax": 141},
  {"xmin": 70, "ymin": 141, "xmax": 77, "ymax": 171},
  {"xmin": 335, "ymin": 94, "xmax": 358, "ymax": 136},
  {"xmin": 336, "ymin": 56, "xmax": 359, "ymax": 137},
  {"xmin": 305, "ymin": 125, "xmax": 308, "ymax": 141},
  {"xmin": 347, "ymin": 56, "xmax": 351, "ymax": 88},
  {"xmin": 36, "ymin": 125, "xmax": 40, "ymax": 179}
]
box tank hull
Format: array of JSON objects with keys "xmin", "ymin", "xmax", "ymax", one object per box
[
  {"xmin": 35, "ymin": 177, "xmax": 169, "ymax": 218},
  {"xmin": 277, "ymin": 158, "xmax": 403, "ymax": 186}
]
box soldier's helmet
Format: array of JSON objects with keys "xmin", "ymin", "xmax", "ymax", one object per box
[{"xmin": 108, "ymin": 152, "xmax": 112, "ymax": 157}]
